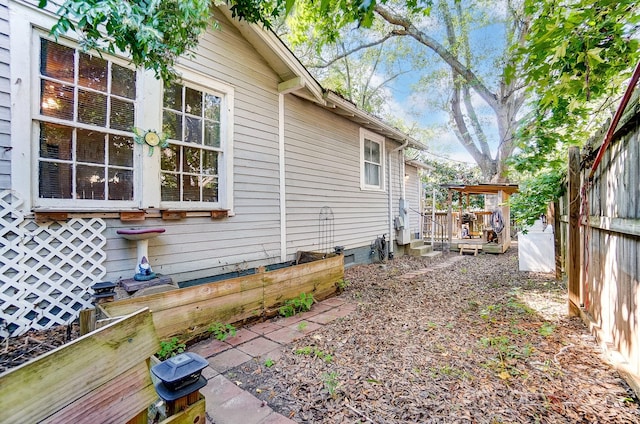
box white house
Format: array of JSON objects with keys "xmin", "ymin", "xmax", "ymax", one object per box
[{"xmin": 0, "ymin": 0, "xmax": 429, "ymax": 335}]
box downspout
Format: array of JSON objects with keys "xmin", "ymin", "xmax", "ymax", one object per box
[
  {"xmin": 388, "ymin": 140, "xmax": 409, "ymax": 259},
  {"xmin": 279, "ymin": 93, "xmax": 287, "ymax": 262}
]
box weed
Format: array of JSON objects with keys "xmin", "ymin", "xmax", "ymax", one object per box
[
  {"xmin": 279, "ymin": 293, "xmax": 315, "ymax": 317},
  {"xmin": 511, "ymin": 327, "xmax": 528, "ymax": 336},
  {"xmin": 429, "ymin": 364, "xmax": 471, "ymax": 380},
  {"xmin": 480, "ymin": 304, "xmax": 502, "ymax": 320},
  {"xmin": 157, "ymin": 337, "xmax": 186, "ymax": 360},
  {"xmin": 264, "ymin": 358, "xmax": 275, "ymax": 368},
  {"xmin": 297, "ymin": 321, "xmax": 308, "ymax": 331},
  {"xmin": 539, "ymin": 322, "xmax": 556, "ymax": 337},
  {"xmin": 336, "ymin": 279, "xmax": 350, "ymax": 292},
  {"xmin": 208, "ymin": 322, "xmax": 237, "ymax": 341},
  {"xmin": 507, "ymin": 298, "xmax": 535, "ymax": 315},
  {"xmin": 295, "ymin": 346, "xmax": 333, "ymax": 363},
  {"xmin": 322, "ymin": 372, "xmax": 339, "ymax": 396}
]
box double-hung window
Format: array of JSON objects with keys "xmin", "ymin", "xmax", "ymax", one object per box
[
  {"xmin": 29, "ymin": 34, "xmax": 232, "ymax": 212},
  {"xmin": 36, "ymin": 37, "xmax": 137, "ymax": 208},
  {"xmin": 161, "ymin": 79, "xmax": 229, "ymax": 208},
  {"xmin": 360, "ymin": 129, "xmax": 385, "ymax": 191}
]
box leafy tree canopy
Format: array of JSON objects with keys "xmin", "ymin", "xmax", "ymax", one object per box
[
  {"xmin": 513, "ymin": 0, "xmax": 640, "ymax": 173},
  {"xmin": 419, "ymin": 157, "xmax": 483, "ymax": 209},
  {"xmin": 508, "ymin": 0, "xmax": 639, "ymax": 226},
  {"xmin": 40, "ymin": 0, "xmax": 391, "ymax": 82}
]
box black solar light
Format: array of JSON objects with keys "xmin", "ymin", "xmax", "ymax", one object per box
[
  {"xmin": 91, "ymin": 281, "xmax": 116, "ymax": 303},
  {"xmin": 151, "ymin": 352, "xmax": 208, "ymax": 416}
]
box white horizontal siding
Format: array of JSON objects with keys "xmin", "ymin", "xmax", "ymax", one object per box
[
  {"xmin": 284, "ymin": 95, "xmax": 402, "ymax": 255},
  {"xmin": 102, "ymin": 8, "xmax": 283, "ymax": 283},
  {"xmin": 405, "ymin": 164, "xmax": 421, "ymax": 236}
]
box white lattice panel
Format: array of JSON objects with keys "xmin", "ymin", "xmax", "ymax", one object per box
[
  {"xmin": 0, "ymin": 191, "xmax": 27, "ymax": 337},
  {"xmin": 0, "ymin": 191, "xmax": 107, "ymax": 336}
]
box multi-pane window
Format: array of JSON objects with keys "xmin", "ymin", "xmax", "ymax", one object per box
[
  {"xmin": 363, "ymin": 139, "xmax": 381, "ymax": 186},
  {"xmin": 161, "ymin": 82, "xmax": 222, "ymax": 203},
  {"xmin": 37, "ymin": 38, "xmax": 136, "ymax": 202},
  {"xmin": 361, "ymin": 129, "xmax": 384, "ymax": 190}
]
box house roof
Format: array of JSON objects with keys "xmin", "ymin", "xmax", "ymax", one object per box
[
  {"xmin": 405, "ymin": 159, "xmax": 434, "ymax": 171},
  {"xmin": 217, "ymin": 6, "xmax": 427, "ymax": 151}
]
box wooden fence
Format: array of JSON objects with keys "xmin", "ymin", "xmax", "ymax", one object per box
[{"xmin": 557, "ymin": 93, "xmax": 640, "ymax": 391}]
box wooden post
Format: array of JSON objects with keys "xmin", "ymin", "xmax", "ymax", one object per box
[
  {"xmin": 458, "ymin": 192, "xmax": 463, "ymax": 238},
  {"xmin": 79, "ymin": 308, "xmax": 96, "ymax": 335},
  {"xmin": 447, "ymin": 189, "xmax": 453, "ymax": 248},
  {"xmin": 567, "ymin": 147, "xmax": 581, "ymax": 316},
  {"xmin": 551, "ymin": 200, "xmax": 562, "ymax": 280}
]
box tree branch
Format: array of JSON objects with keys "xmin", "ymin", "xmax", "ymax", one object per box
[
  {"xmin": 308, "ymin": 34, "xmax": 395, "ymax": 69},
  {"xmin": 375, "ymin": 4, "xmax": 500, "ymax": 112}
]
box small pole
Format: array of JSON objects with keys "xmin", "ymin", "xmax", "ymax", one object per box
[{"xmin": 79, "ymin": 308, "xmax": 96, "ymax": 335}]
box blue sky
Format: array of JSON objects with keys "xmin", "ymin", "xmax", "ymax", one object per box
[{"xmin": 362, "ymin": 5, "xmax": 510, "ymax": 166}]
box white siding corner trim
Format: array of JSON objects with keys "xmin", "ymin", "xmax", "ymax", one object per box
[{"xmin": 279, "ymin": 93, "xmax": 286, "ymax": 261}]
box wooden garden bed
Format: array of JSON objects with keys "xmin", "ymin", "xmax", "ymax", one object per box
[
  {"xmin": 100, "ymin": 254, "xmax": 344, "ymax": 342},
  {"xmin": 0, "ymin": 309, "xmax": 160, "ymax": 424}
]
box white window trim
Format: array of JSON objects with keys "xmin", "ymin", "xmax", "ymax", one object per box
[
  {"xmin": 158, "ymin": 68, "xmax": 234, "ymax": 213},
  {"xmin": 31, "ymin": 31, "xmax": 141, "ymax": 210},
  {"xmin": 359, "ymin": 128, "xmax": 386, "ymax": 191},
  {"xmin": 10, "ymin": 6, "xmax": 234, "ymax": 214}
]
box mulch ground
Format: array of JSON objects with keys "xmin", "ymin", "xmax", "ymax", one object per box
[
  {"xmin": 2, "ymin": 247, "xmax": 639, "ymax": 423},
  {"xmin": 224, "ymin": 247, "xmax": 640, "ymax": 423}
]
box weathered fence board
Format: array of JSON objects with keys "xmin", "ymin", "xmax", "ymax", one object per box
[
  {"xmin": 560, "ymin": 94, "xmax": 640, "ymax": 391},
  {"xmin": 101, "ymin": 255, "xmax": 344, "ymax": 341},
  {"xmin": 0, "ymin": 308, "xmax": 158, "ymax": 423}
]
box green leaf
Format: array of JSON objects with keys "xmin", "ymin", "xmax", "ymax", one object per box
[
  {"xmin": 586, "ymin": 47, "xmax": 605, "ymax": 64},
  {"xmin": 285, "ymin": 0, "xmax": 296, "ymax": 15}
]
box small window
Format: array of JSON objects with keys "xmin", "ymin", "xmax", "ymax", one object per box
[
  {"xmin": 360, "ymin": 129, "xmax": 385, "ymax": 190},
  {"xmin": 161, "ymin": 81, "xmax": 225, "ymax": 205},
  {"xmin": 35, "ymin": 38, "xmax": 136, "ymax": 206}
]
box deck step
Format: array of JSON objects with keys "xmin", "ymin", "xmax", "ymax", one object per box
[
  {"xmin": 409, "ymin": 239, "xmax": 427, "ymax": 249},
  {"xmin": 408, "ymin": 243, "xmax": 434, "ymax": 257},
  {"xmin": 421, "ymin": 251, "xmax": 442, "ymax": 258}
]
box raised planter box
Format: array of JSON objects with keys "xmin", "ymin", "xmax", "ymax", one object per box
[
  {"xmin": 100, "ymin": 254, "xmax": 344, "ymax": 342},
  {"xmin": 0, "ymin": 309, "xmax": 159, "ymax": 424}
]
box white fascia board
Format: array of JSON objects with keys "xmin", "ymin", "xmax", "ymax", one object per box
[
  {"xmin": 405, "ymin": 159, "xmax": 434, "ymax": 171},
  {"xmin": 215, "ymin": 5, "xmax": 325, "ymax": 105}
]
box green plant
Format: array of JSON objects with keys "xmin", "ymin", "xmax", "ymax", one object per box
[
  {"xmin": 264, "ymin": 358, "xmax": 275, "ymax": 368},
  {"xmin": 480, "ymin": 304, "xmax": 502, "ymax": 321},
  {"xmin": 208, "ymin": 322, "xmax": 237, "ymax": 341},
  {"xmin": 335, "ymin": 279, "xmax": 350, "ymax": 292},
  {"xmin": 539, "ymin": 322, "xmax": 556, "ymax": 337},
  {"xmin": 279, "ymin": 293, "xmax": 315, "ymax": 317},
  {"xmin": 322, "ymin": 371, "xmax": 339, "ymax": 396},
  {"xmin": 295, "ymin": 346, "xmax": 333, "ymax": 363},
  {"xmin": 297, "ymin": 321, "xmax": 308, "ymax": 331},
  {"xmin": 156, "ymin": 337, "xmax": 186, "ymax": 361}
]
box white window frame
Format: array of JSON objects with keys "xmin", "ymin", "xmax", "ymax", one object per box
[
  {"xmin": 9, "ymin": 6, "xmax": 234, "ymax": 214},
  {"xmin": 359, "ymin": 128, "xmax": 385, "ymax": 191},
  {"xmin": 30, "ymin": 32, "xmax": 140, "ymax": 210},
  {"xmin": 159, "ymin": 69, "xmax": 234, "ymax": 212}
]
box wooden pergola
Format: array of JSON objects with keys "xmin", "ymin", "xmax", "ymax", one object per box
[{"xmin": 445, "ymin": 183, "xmax": 519, "ymax": 254}]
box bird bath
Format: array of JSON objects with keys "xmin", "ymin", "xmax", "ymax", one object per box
[{"xmin": 117, "ymin": 227, "xmax": 166, "ymax": 281}]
